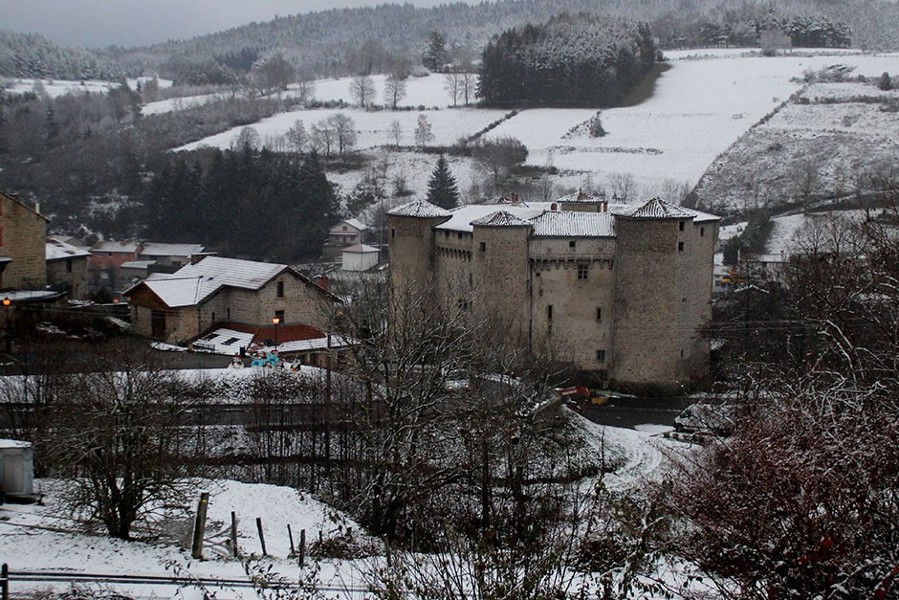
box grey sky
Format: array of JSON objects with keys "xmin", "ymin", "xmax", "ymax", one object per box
[{"xmin": 0, "ymin": 0, "xmax": 470, "ymax": 49}]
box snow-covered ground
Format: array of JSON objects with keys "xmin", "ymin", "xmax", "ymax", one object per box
[
  {"xmin": 1, "ymin": 362, "xmax": 680, "ymax": 598},
  {"xmin": 175, "ymin": 50, "xmax": 899, "ymax": 201},
  {"xmin": 0, "ymin": 76, "xmax": 172, "ymax": 98}
]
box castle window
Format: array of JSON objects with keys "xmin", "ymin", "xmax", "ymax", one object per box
[
  {"xmin": 577, "ymin": 264, "xmax": 588, "ymax": 280},
  {"xmin": 700, "ymin": 227, "xmax": 705, "ymax": 237},
  {"xmin": 596, "ymin": 350, "xmax": 606, "ymax": 362},
  {"xmin": 547, "ymin": 305, "xmax": 553, "ymax": 320},
  {"xmin": 458, "ymin": 232, "xmax": 463, "ymax": 239},
  {"xmin": 569, "ymin": 240, "xmax": 576, "ymax": 249},
  {"xmin": 479, "ymin": 242, "xmax": 486, "ymax": 252},
  {"xmin": 212, "ymin": 311, "xmax": 216, "ymax": 322},
  {"xmin": 66, "ymin": 259, "xmax": 72, "ymax": 273},
  {"xmin": 596, "ymin": 307, "xmax": 602, "ymax": 321},
  {"xmin": 276, "ymin": 280, "xmax": 284, "ymax": 297},
  {"xmin": 678, "ymin": 242, "xmax": 685, "ymax": 252},
  {"xmin": 679, "ymin": 221, "xmax": 685, "ymax": 231},
  {"xmin": 0, "ymin": 227, "xmax": 3, "ymax": 246},
  {"xmin": 391, "ymin": 228, "xmax": 396, "ymax": 239}
]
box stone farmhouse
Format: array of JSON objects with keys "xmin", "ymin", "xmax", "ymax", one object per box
[
  {"xmin": 46, "ymin": 237, "xmax": 91, "ymax": 300},
  {"xmin": 125, "ymin": 256, "xmax": 336, "ymax": 348},
  {"xmin": 388, "ymin": 193, "xmax": 719, "ymax": 391}
]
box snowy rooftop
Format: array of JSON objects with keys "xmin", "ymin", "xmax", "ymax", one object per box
[
  {"xmin": 388, "ymin": 199, "xmax": 452, "ymax": 218},
  {"xmin": 530, "ymin": 211, "xmax": 616, "ymax": 238},
  {"xmin": 129, "ymin": 256, "xmax": 289, "ymax": 308},
  {"xmin": 0, "ymin": 438, "xmax": 32, "ymax": 449},
  {"xmin": 342, "ymin": 243, "xmax": 380, "ymax": 254},
  {"xmin": 436, "ymin": 204, "xmax": 544, "ymax": 233},
  {"xmin": 120, "ymin": 260, "xmax": 156, "ymax": 269},
  {"xmin": 46, "ymin": 237, "xmax": 91, "ymax": 261},
  {"xmin": 337, "ymin": 218, "xmax": 369, "ymax": 231},
  {"xmin": 471, "ymin": 211, "xmax": 533, "ymax": 228},
  {"xmin": 139, "ymin": 242, "xmax": 206, "ymax": 257},
  {"xmin": 556, "ymin": 190, "xmax": 608, "ymax": 204},
  {"xmin": 92, "ymin": 240, "xmax": 139, "ymax": 253},
  {"xmin": 613, "ymin": 197, "xmax": 697, "ymax": 220}
]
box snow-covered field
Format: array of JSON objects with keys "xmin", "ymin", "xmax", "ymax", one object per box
[
  {"xmin": 0, "ymin": 76, "xmax": 173, "ymax": 98},
  {"xmin": 175, "ymin": 49, "xmax": 899, "ymax": 202}
]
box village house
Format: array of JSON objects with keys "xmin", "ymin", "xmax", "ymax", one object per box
[
  {"xmin": 124, "ymin": 256, "xmax": 337, "ymax": 352},
  {"xmin": 388, "ymin": 193, "xmax": 720, "ymax": 391},
  {"xmin": 328, "ymin": 218, "xmax": 369, "ymax": 247},
  {"xmin": 46, "ymin": 237, "xmax": 91, "ymax": 300},
  {"xmin": 88, "ymin": 240, "xmax": 208, "ymax": 297}
]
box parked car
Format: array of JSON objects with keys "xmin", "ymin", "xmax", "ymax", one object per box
[{"xmin": 673, "ymin": 402, "xmax": 736, "ymax": 436}]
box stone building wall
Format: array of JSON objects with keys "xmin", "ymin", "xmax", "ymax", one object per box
[
  {"xmin": 675, "ymin": 219, "xmax": 718, "ymax": 383},
  {"xmin": 471, "ymin": 224, "xmax": 531, "ymax": 342},
  {"xmin": 47, "ymin": 256, "xmax": 89, "ymax": 300},
  {"xmin": 0, "ymin": 192, "xmax": 47, "ymax": 290}
]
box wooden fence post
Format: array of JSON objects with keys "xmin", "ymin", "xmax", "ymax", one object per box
[
  {"xmin": 2, "ymin": 563, "xmax": 9, "ymax": 600},
  {"xmin": 299, "ymin": 529, "xmax": 306, "ymax": 567},
  {"xmin": 191, "ymin": 492, "xmax": 210, "ymax": 560},
  {"xmin": 230, "ymin": 511, "xmax": 239, "ymax": 557},
  {"xmin": 256, "ymin": 517, "xmax": 268, "ymax": 556},
  {"xmin": 288, "ymin": 524, "xmax": 296, "ymax": 555}
]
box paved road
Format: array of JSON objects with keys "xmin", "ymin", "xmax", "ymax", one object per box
[{"xmin": 581, "ymin": 396, "xmax": 695, "ymax": 430}]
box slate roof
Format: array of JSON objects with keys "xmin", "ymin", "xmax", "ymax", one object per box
[
  {"xmin": 388, "ymin": 199, "xmax": 452, "ymax": 219},
  {"xmin": 471, "ymin": 211, "xmax": 532, "ymax": 228},
  {"xmin": 530, "ymin": 211, "xmax": 616, "ymax": 238},
  {"xmin": 340, "ymin": 218, "xmax": 369, "ymax": 231},
  {"xmin": 139, "ymin": 242, "xmax": 206, "ymax": 257},
  {"xmin": 436, "ymin": 205, "xmax": 543, "ymax": 233},
  {"xmin": 343, "ymin": 243, "xmax": 380, "ymax": 254},
  {"xmin": 127, "ymin": 256, "xmax": 290, "ymax": 308},
  {"xmin": 46, "ymin": 237, "xmax": 91, "ymax": 261},
  {"xmin": 613, "ymin": 197, "xmax": 698, "ymax": 220}
]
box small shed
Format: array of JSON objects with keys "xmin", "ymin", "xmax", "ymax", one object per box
[
  {"xmin": 1, "ymin": 439, "xmax": 35, "ymax": 501},
  {"xmin": 342, "ymin": 244, "xmax": 380, "ymax": 272}
]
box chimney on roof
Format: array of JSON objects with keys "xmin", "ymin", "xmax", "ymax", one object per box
[
  {"xmin": 602, "ymin": 201, "xmax": 608, "ymax": 213},
  {"xmin": 510, "ymin": 193, "xmax": 519, "ymax": 204}
]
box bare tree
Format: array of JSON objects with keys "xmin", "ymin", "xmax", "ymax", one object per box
[
  {"xmin": 327, "ymin": 113, "xmax": 357, "ymax": 156},
  {"xmin": 414, "ymin": 113, "xmax": 434, "ymax": 148},
  {"xmin": 233, "ymin": 126, "xmax": 261, "ymax": 150},
  {"xmin": 443, "ymin": 72, "xmax": 462, "ymax": 106},
  {"xmin": 286, "ymin": 119, "xmax": 308, "ymax": 153},
  {"xmin": 607, "ymin": 172, "xmax": 637, "ymax": 202},
  {"xmin": 384, "ymin": 73, "xmax": 408, "ymax": 109},
  {"xmin": 350, "ymin": 74, "xmax": 376, "ymax": 109},
  {"xmin": 388, "ymin": 119, "xmax": 402, "ymax": 147},
  {"xmin": 471, "ymin": 136, "xmax": 528, "ymax": 188},
  {"xmin": 461, "ymin": 71, "xmax": 476, "ymax": 106},
  {"xmin": 40, "ymin": 341, "xmax": 211, "ymax": 540},
  {"xmin": 311, "ymin": 120, "xmax": 335, "ymax": 157},
  {"xmin": 254, "ymin": 53, "xmax": 295, "ymax": 94}
]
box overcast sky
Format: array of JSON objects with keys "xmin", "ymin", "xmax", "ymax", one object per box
[{"xmin": 0, "ymin": 0, "xmax": 469, "ymax": 49}]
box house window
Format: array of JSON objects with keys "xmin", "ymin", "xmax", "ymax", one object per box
[
  {"xmin": 596, "ymin": 350, "xmax": 606, "ymax": 362},
  {"xmin": 569, "ymin": 240, "xmax": 576, "ymax": 249},
  {"xmin": 577, "ymin": 264, "xmax": 588, "ymax": 280},
  {"xmin": 547, "ymin": 305, "xmax": 553, "ymax": 320},
  {"xmin": 342, "ymin": 225, "xmax": 348, "ymax": 231},
  {"xmin": 227, "ymin": 308, "xmax": 231, "ymax": 320},
  {"xmin": 596, "ymin": 307, "xmax": 602, "ymax": 321},
  {"xmin": 65, "ymin": 259, "xmax": 72, "ymax": 273},
  {"xmin": 275, "ymin": 309, "xmax": 285, "ymax": 322},
  {"xmin": 276, "ymin": 280, "xmax": 284, "ymax": 298},
  {"xmin": 679, "ymin": 221, "xmax": 685, "ymax": 231},
  {"xmin": 678, "ymin": 242, "xmax": 685, "ymax": 251},
  {"xmin": 212, "ymin": 311, "xmax": 216, "ymax": 322},
  {"xmin": 479, "ymin": 242, "xmax": 486, "ymax": 252}
]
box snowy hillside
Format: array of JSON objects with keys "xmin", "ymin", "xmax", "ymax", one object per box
[{"xmin": 176, "ymin": 50, "xmax": 899, "ymax": 204}]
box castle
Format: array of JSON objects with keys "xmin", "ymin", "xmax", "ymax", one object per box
[{"xmin": 387, "ymin": 192, "xmax": 719, "ymax": 390}]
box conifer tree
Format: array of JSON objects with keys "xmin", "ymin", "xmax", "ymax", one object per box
[{"xmin": 426, "ymin": 155, "xmax": 460, "ymax": 209}]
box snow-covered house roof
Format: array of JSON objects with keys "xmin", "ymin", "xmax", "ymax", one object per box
[
  {"xmin": 613, "ymin": 197, "xmax": 704, "ymax": 220},
  {"xmin": 530, "ymin": 211, "xmax": 616, "ymax": 238},
  {"xmin": 556, "ymin": 190, "xmax": 607, "ymax": 205},
  {"xmin": 46, "ymin": 237, "xmax": 91, "ymax": 261},
  {"xmin": 91, "ymin": 240, "xmax": 139, "ymax": 254},
  {"xmin": 342, "ymin": 244, "xmax": 380, "ymax": 254},
  {"xmin": 126, "ymin": 256, "xmax": 291, "ymax": 308},
  {"xmin": 388, "ymin": 199, "xmax": 452, "ymax": 219},
  {"xmin": 333, "ymin": 218, "xmax": 369, "ymax": 232},
  {"xmin": 139, "ymin": 242, "xmax": 205, "ymax": 258}
]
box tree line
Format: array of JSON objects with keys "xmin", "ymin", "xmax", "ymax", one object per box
[
  {"xmin": 142, "ymin": 146, "xmax": 339, "ymax": 261},
  {"xmin": 477, "ymin": 14, "xmax": 657, "ymax": 108}
]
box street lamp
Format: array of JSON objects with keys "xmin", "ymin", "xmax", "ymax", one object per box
[
  {"xmin": 271, "ymin": 316, "xmax": 281, "ymax": 347},
  {"xmin": 2, "ymin": 297, "xmax": 11, "ymax": 354}
]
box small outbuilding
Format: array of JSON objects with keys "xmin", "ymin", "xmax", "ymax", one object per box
[{"xmin": 0, "ymin": 438, "xmax": 35, "ymax": 502}]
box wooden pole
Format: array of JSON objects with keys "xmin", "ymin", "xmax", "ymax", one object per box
[
  {"xmin": 256, "ymin": 517, "xmax": 268, "ymax": 556},
  {"xmin": 230, "ymin": 511, "xmax": 239, "ymax": 557},
  {"xmin": 2, "ymin": 563, "xmax": 9, "ymax": 600},
  {"xmin": 299, "ymin": 529, "xmax": 306, "ymax": 567},
  {"xmin": 191, "ymin": 492, "xmax": 210, "ymax": 560},
  {"xmin": 288, "ymin": 524, "xmax": 296, "ymax": 555}
]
